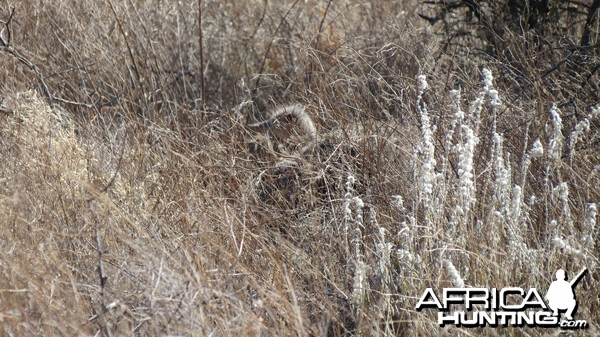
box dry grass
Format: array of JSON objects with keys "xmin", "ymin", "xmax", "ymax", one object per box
[{"xmin": 0, "ymin": 1, "xmax": 598, "ymax": 336}]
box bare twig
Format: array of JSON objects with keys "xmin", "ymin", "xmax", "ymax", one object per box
[
  {"xmin": 542, "ymin": 50, "xmax": 575, "ymax": 78},
  {"xmin": 107, "ymin": 0, "xmax": 139, "ymax": 87},
  {"xmin": 46, "ymin": 62, "xmax": 98, "ymax": 79},
  {"xmin": 101, "ymin": 127, "xmax": 128, "ymax": 194},
  {"xmin": 198, "ymin": 0, "xmax": 206, "ymax": 112},
  {"xmin": 250, "ymin": 0, "xmax": 268, "ymax": 39},
  {"xmin": 52, "ymin": 96, "xmax": 95, "ymax": 108},
  {"xmin": 581, "ymin": 0, "xmax": 600, "ymax": 46},
  {"xmin": 314, "ymin": 0, "xmax": 333, "ymax": 49},
  {"xmin": 253, "ymin": 0, "xmax": 301, "ymax": 97},
  {"xmin": 95, "ymin": 224, "xmax": 107, "ymax": 295},
  {"xmin": 0, "ymin": 8, "xmax": 53, "ymax": 105},
  {"xmin": 0, "ymin": 6, "xmax": 14, "ymax": 47},
  {"xmin": 91, "ymin": 204, "xmax": 112, "ymax": 337},
  {"xmin": 2, "ymin": 46, "xmax": 53, "ymax": 106}
]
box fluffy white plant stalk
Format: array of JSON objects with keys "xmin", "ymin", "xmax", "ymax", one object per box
[
  {"xmin": 492, "ymin": 132, "xmax": 528, "ymax": 263},
  {"xmin": 488, "ymin": 133, "xmax": 511, "ymax": 247},
  {"xmin": 509, "ymin": 143, "xmax": 545, "ymax": 262},
  {"xmin": 450, "ymin": 69, "xmax": 499, "ymax": 236},
  {"xmin": 568, "ymin": 105, "xmax": 600, "ymax": 164},
  {"xmin": 393, "ymin": 195, "xmax": 413, "ymax": 242},
  {"xmin": 445, "ymin": 89, "xmax": 463, "ymax": 228},
  {"xmin": 415, "ymin": 75, "xmax": 437, "ymax": 225},
  {"xmin": 520, "ymin": 139, "xmax": 544, "ymax": 190},
  {"xmin": 553, "ymin": 236, "xmax": 586, "ymax": 261},
  {"xmin": 376, "ymin": 226, "xmax": 394, "ymax": 330},
  {"xmin": 341, "ymin": 177, "xmax": 370, "ymax": 309},
  {"xmin": 506, "ymin": 185, "xmax": 529, "ymax": 263},
  {"xmin": 392, "ymin": 195, "xmax": 419, "ymax": 268},
  {"xmin": 350, "ymin": 194, "xmax": 368, "ymax": 307},
  {"xmin": 443, "ymin": 259, "xmax": 466, "ymax": 313},
  {"xmin": 352, "ymin": 196, "xmax": 366, "ymax": 263},
  {"xmin": 551, "ymin": 214, "xmax": 595, "ymax": 268},
  {"xmin": 392, "ymin": 195, "xmax": 405, "ymax": 226},
  {"xmin": 547, "ymin": 104, "xmax": 564, "ymax": 165},
  {"xmin": 370, "ymin": 207, "xmax": 390, "ymax": 290},
  {"xmin": 352, "ymin": 196, "xmax": 366, "ymax": 270},
  {"xmin": 452, "ymin": 124, "xmax": 478, "ymax": 231},
  {"xmin": 551, "ymin": 182, "xmax": 574, "ymax": 236},
  {"xmin": 376, "ymin": 227, "xmax": 393, "ymax": 291},
  {"xmin": 444, "ymin": 259, "xmax": 465, "ymax": 288},
  {"xmin": 447, "ymin": 88, "xmax": 464, "ymax": 146},
  {"xmin": 343, "ymin": 175, "xmax": 355, "ymax": 258},
  {"xmin": 468, "ymin": 68, "xmax": 501, "ymax": 134},
  {"xmin": 581, "ymin": 203, "xmax": 597, "ymax": 253},
  {"xmin": 352, "ymin": 259, "xmax": 368, "ymax": 306}
]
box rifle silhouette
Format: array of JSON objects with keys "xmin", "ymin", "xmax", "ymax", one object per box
[{"xmin": 569, "ymin": 268, "xmax": 587, "ymax": 287}]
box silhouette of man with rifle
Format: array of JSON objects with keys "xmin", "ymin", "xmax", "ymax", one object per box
[{"xmin": 545, "ymin": 268, "xmax": 587, "ymax": 320}]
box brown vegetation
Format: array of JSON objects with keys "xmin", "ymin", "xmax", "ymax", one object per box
[{"xmin": 0, "ymin": 1, "xmax": 598, "ymax": 336}]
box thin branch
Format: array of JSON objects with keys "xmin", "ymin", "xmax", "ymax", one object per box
[
  {"xmin": 541, "ymin": 50, "xmax": 575, "ymax": 78},
  {"xmin": 101, "ymin": 127, "xmax": 128, "ymax": 194},
  {"xmin": 581, "ymin": 0, "xmax": 600, "ymax": 46},
  {"xmin": 0, "ymin": 6, "xmax": 14, "ymax": 47},
  {"xmin": 1, "ymin": 47, "xmax": 53, "ymax": 106},
  {"xmin": 1, "ymin": 7, "xmax": 52, "ymax": 104},
  {"xmin": 93, "ymin": 212, "xmax": 112, "ymax": 337},
  {"xmin": 250, "ymin": 0, "xmax": 269, "ymax": 39},
  {"xmin": 253, "ymin": 0, "xmax": 301, "ymax": 97},
  {"xmin": 46, "ymin": 62, "xmax": 98, "ymax": 79},
  {"xmin": 107, "ymin": 0, "xmax": 139, "ymax": 87},
  {"xmin": 52, "ymin": 96, "xmax": 95, "ymax": 108},
  {"xmin": 198, "ymin": 0, "xmax": 206, "ymax": 112},
  {"xmin": 314, "ymin": 0, "xmax": 333, "ymax": 49}
]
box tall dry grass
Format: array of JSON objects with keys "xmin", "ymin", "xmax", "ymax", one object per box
[{"xmin": 0, "ymin": 0, "xmax": 598, "ymax": 336}]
